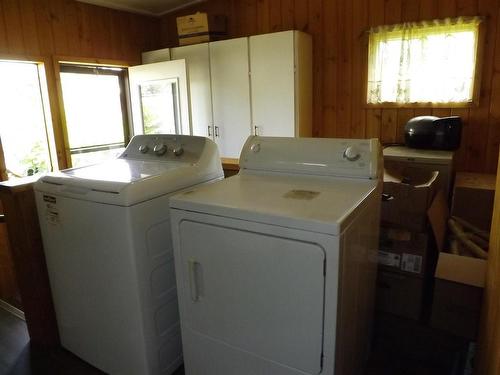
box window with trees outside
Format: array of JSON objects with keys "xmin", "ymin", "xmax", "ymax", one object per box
[
  {"xmin": 59, "ymin": 64, "xmax": 129, "ymax": 168},
  {"xmin": 0, "ymin": 60, "xmax": 55, "ymax": 180},
  {"xmin": 367, "ymin": 17, "xmax": 483, "ymax": 106}
]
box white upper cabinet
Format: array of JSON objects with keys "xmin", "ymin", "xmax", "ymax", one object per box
[
  {"xmin": 209, "ymin": 37, "xmax": 252, "ymax": 159},
  {"xmin": 137, "ymin": 30, "xmax": 312, "ymax": 159},
  {"xmin": 250, "ymin": 30, "xmax": 312, "ymax": 138},
  {"xmin": 171, "ymin": 44, "xmax": 213, "ymax": 139}
]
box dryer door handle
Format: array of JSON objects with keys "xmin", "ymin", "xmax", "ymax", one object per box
[{"xmin": 188, "ymin": 258, "xmax": 202, "ymax": 302}]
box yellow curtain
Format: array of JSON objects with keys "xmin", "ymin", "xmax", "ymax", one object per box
[{"xmin": 367, "ymin": 17, "xmax": 482, "ymax": 104}]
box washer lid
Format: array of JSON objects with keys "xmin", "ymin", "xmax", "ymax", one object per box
[
  {"xmin": 40, "ymin": 159, "xmax": 186, "ymax": 191},
  {"xmin": 170, "ymin": 173, "xmax": 379, "ymax": 235},
  {"xmin": 383, "ymin": 146, "xmax": 454, "ymax": 165}
]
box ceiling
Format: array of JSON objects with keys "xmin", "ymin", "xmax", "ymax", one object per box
[{"xmin": 76, "ymin": 0, "xmax": 205, "ymax": 16}]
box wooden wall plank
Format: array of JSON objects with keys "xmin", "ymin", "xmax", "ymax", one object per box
[
  {"xmin": 309, "ymin": 0, "xmax": 323, "ymax": 137},
  {"xmin": 396, "ymin": 108, "xmax": 414, "ymax": 143},
  {"xmin": 49, "ymin": 0, "xmax": 69, "ymax": 55},
  {"xmin": 336, "ymin": 0, "xmax": 353, "ymax": 138},
  {"xmin": 322, "ymin": 0, "xmax": 337, "ymax": 138},
  {"xmin": 256, "ymin": 0, "xmax": 270, "ymax": 34},
  {"xmin": 0, "ymin": 3, "xmax": 8, "ymax": 54},
  {"xmin": 350, "ymin": 0, "xmax": 368, "ymax": 138},
  {"xmin": 269, "ymin": 0, "xmax": 283, "ymax": 32},
  {"xmin": 402, "ymin": 0, "xmax": 420, "ymax": 22},
  {"xmin": 293, "ymin": 0, "xmax": 309, "ymax": 32},
  {"xmin": 20, "ymin": 0, "xmax": 41, "ymax": 56},
  {"xmin": 34, "ymin": 0, "xmax": 55, "ymax": 55},
  {"xmin": 3, "ymin": 0, "xmax": 25, "ymax": 54},
  {"xmin": 281, "ymin": 0, "xmax": 295, "ymax": 30},
  {"xmin": 438, "ymin": 0, "xmax": 457, "ymax": 18}
]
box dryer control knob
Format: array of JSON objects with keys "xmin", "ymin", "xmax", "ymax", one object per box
[
  {"xmin": 139, "ymin": 145, "xmax": 149, "ymax": 154},
  {"xmin": 250, "ymin": 143, "xmax": 261, "ymax": 153},
  {"xmin": 173, "ymin": 146, "xmax": 184, "ymax": 156},
  {"xmin": 343, "ymin": 146, "xmax": 360, "ymax": 161},
  {"xmin": 153, "ymin": 144, "xmax": 167, "ymax": 156}
]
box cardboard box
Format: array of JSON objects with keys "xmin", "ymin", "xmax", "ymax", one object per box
[
  {"xmin": 431, "ymin": 252, "xmax": 486, "ymax": 339},
  {"xmin": 176, "ymin": 12, "xmax": 226, "ymax": 46},
  {"xmin": 382, "ymin": 167, "xmax": 439, "ymax": 232},
  {"xmin": 451, "ymin": 172, "xmax": 496, "ymax": 232},
  {"xmin": 378, "ymin": 227, "xmax": 432, "ymax": 277},
  {"xmin": 376, "ymin": 270, "xmax": 425, "ymax": 320}
]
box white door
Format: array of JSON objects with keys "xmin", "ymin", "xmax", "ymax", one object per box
[
  {"xmin": 177, "ymin": 219, "xmax": 325, "ymax": 374},
  {"xmin": 209, "ymin": 38, "xmax": 252, "ymax": 158},
  {"xmin": 171, "ymin": 44, "xmax": 213, "ymax": 139},
  {"xmin": 250, "ymin": 31, "xmax": 296, "ymax": 137},
  {"xmin": 129, "ymin": 60, "xmax": 191, "ymax": 136}
]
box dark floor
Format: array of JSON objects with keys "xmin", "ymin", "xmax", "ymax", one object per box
[{"xmin": 0, "ymin": 307, "xmax": 469, "ymax": 375}]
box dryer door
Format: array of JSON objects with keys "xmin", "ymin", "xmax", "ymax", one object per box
[{"xmin": 177, "ymin": 219, "xmax": 326, "ymax": 374}]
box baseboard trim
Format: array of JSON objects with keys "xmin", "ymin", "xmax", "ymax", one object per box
[{"xmin": 0, "ymin": 299, "xmax": 25, "ymax": 320}]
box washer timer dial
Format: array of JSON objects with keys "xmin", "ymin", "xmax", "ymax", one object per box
[{"xmin": 343, "ymin": 146, "xmax": 361, "ymax": 161}]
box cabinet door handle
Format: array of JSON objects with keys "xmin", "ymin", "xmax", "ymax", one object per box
[
  {"xmin": 254, "ymin": 126, "xmax": 259, "ymax": 136},
  {"xmin": 188, "ymin": 258, "xmax": 201, "ymax": 302},
  {"xmin": 215, "ymin": 126, "xmax": 219, "ymax": 137},
  {"xmin": 208, "ymin": 126, "xmax": 212, "ymax": 137}
]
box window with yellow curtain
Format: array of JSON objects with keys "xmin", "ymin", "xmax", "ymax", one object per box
[{"xmin": 367, "ymin": 17, "xmax": 483, "ymax": 105}]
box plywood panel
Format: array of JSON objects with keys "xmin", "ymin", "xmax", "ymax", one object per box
[
  {"xmin": 155, "ymin": 0, "xmax": 500, "ymax": 173},
  {"xmin": 477, "ymin": 150, "xmax": 500, "ymax": 375}
]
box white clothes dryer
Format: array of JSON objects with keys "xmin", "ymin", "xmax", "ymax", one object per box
[
  {"xmin": 34, "ymin": 135, "xmax": 223, "ymax": 375},
  {"xmin": 170, "ymin": 136, "xmax": 382, "ymax": 375}
]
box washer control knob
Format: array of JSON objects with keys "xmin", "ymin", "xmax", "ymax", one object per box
[
  {"xmin": 173, "ymin": 146, "xmax": 184, "ymax": 156},
  {"xmin": 250, "ymin": 143, "xmax": 261, "ymax": 153},
  {"xmin": 343, "ymin": 146, "xmax": 360, "ymax": 161},
  {"xmin": 138, "ymin": 144, "xmax": 149, "ymax": 154},
  {"xmin": 153, "ymin": 144, "xmax": 167, "ymax": 156}
]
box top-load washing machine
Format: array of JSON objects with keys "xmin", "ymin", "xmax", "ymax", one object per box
[
  {"xmin": 170, "ymin": 136, "xmax": 383, "ymax": 375},
  {"xmin": 34, "ymin": 134, "xmax": 223, "ymax": 375}
]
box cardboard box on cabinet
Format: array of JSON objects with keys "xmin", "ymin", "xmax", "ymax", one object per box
[
  {"xmin": 431, "ymin": 252, "xmax": 486, "ymax": 340},
  {"xmin": 176, "ymin": 12, "xmax": 227, "ymax": 46},
  {"xmin": 382, "ymin": 167, "xmax": 439, "ymax": 232},
  {"xmin": 451, "ymin": 172, "xmax": 496, "ymax": 232}
]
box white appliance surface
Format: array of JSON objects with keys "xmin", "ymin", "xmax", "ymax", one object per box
[
  {"xmin": 383, "ymin": 145, "xmax": 453, "ymax": 165},
  {"xmin": 34, "ymin": 134, "xmax": 223, "ymax": 375},
  {"xmin": 172, "ymin": 173, "xmax": 376, "ymax": 235},
  {"xmin": 170, "ymin": 136, "xmax": 382, "ymax": 375}
]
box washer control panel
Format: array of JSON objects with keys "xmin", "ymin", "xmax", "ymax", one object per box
[{"xmin": 121, "ymin": 135, "xmax": 205, "ymax": 163}]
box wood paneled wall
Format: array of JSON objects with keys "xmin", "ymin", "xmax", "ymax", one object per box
[
  {"xmin": 0, "ymin": 0, "xmax": 159, "ymax": 64},
  {"xmin": 160, "ymin": 0, "xmax": 500, "ymax": 173}
]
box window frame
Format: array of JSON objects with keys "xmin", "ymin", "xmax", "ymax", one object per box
[
  {"xmin": 53, "ymin": 57, "xmax": 132, "ymax": 169},
  {"xmin": 363, "ymin": 18, "xmax": 486, "ymax": 109},
  {"xmin": 0, "ymin": 55, "xmax": 58, "ymax": 180}
]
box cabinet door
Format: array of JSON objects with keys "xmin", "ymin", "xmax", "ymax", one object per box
[
  {"xmin": 129, "ymin": 60, "xmax": 190, "ymax": 136},
  {"xmin": 171, "ymin": 44, "xmax": 214, "ymax": 139},
  {"xmin": 249, "ymin": 31, "xmax": 295, "ymax": 137},
  {"xmin": 209, "ymin": 38, "xmax": 252, "ymax": 158}
]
